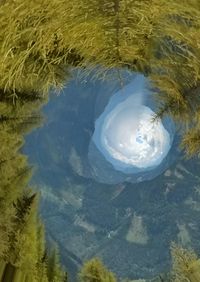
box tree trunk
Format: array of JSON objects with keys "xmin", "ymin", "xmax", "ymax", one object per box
[
  {"xmin": 0, "ymin": 260, "xmax": 6, "ymax": 281},
  {"xmin": 1, "ymin": 262, "xmax": 16, "ymax": 282},
  {"xmin": 13, "ymin": 268, "xmax": 27, "ymax": 282}
]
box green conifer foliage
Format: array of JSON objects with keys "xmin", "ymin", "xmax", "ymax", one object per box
[
  {"xmin": 0, "ymin": 0, "xmax": 75, "ymax": 96},
  {"xmin": 171, "ymin": 244, "xmax": 200, "ymax": 282},
  {"xmin": 47, "ymin": 245, "xmax": 65, "ymax": 282},
  {"xmin": 0, "ymin": 46, "xmax": 66, "ymax": 282},
  {"xmin": 0, "ymin": 94, "xmax": 66, "ymax": 281},
  {"xmin": 2, "ymin": 0, "xmax": 200, "ymax": 154},
  {"xmin": 35, "ymin": 224, "xmax": 49, "ymax": 282},
  {"xmin": 64, "ymin": 0, "xmax": 174, "ymax": 73},
  {"xmin": 78, "ymin": 258, "xmax": 117, "ymax": 282}
]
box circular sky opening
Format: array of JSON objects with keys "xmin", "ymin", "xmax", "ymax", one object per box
[{"xmin": 89, "ymin": 73, "xmax": 177, "ymax": 183}]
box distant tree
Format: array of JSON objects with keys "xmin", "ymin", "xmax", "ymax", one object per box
[
  {"xmin": 2, "ymin": 192, "xmax": 35, "ymax": 281},
  {"xmin": 63, "ymin": 272, "xmax": 68, "ymax": 282},
  {"xmin": 78, "ymin": 258, "xmax": 117, "ymax": 282},
  {"xmin": 47, "ymin": 244, "xmax": 65, "ymax": 282},
  {"xmin": 0, "ymin": 189, "xmax": 66, "ymax": 282},
  {"xmin": 35, "ymin": 224, "xmax": 49, "ymax": 282},
  {"xmin": 2, "ymin": 192, "xmax": 37, "ymax": 278}
]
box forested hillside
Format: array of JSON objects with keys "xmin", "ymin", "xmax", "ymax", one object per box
[{"xmin": 0, "ymin": 0, "xmax": 200, "ymax": 281}]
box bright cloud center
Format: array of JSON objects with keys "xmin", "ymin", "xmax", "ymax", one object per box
[
  {"xmin": 101, "ymin": 95, "xmax": 170, "ymax": 168},
  {"xmin": 93, "ymin": 90, "xmax": 171, "ymax": 171}
]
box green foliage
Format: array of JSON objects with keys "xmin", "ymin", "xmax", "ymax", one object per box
[
  {"xmin": 0, "ymin": 0, "xmax": 75, "ymax": 96},
  {"xmin": 35, "ymin": 224, "xmax": 49, "ymax": 282},
  {"xmin": 47, "ymin": 245, "xmax": 66, "ymax": 282},
  {"xmin": 78, "ymin": 258, "xmax": 117, "ymax": 282},
  {"xmin": 181, "ymin": 128, "xmax": 200, "ymax": 157},
  {"xmin": 171, "ymin": 243, "xmax": 200, "ymax": 282},
  {"xmin": 0, "ymin": 18, "xmax": 66, "ymax": 279},
  {"xmin": 1, "ymin": 0, "xmax": 200, "ymax": 155}
]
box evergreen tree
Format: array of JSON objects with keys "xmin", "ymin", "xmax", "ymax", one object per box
[
  {"xmin": 78, "ymin": 258, "xmax": 117, "ymax": 282},
  {"xmin": 47, "ymin": 244, "xmax": 65, "ymax": 282},
  {"xmin": 171, "ymin": 243, "xmax": 200, "ymax": 282},
  {"xmin": 35, "ymin": 224, "xmax": 49, "ymax": 282},
  {"xmin": 2, "ymin": 192, "xmax": 38, "ymax": 280}
]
